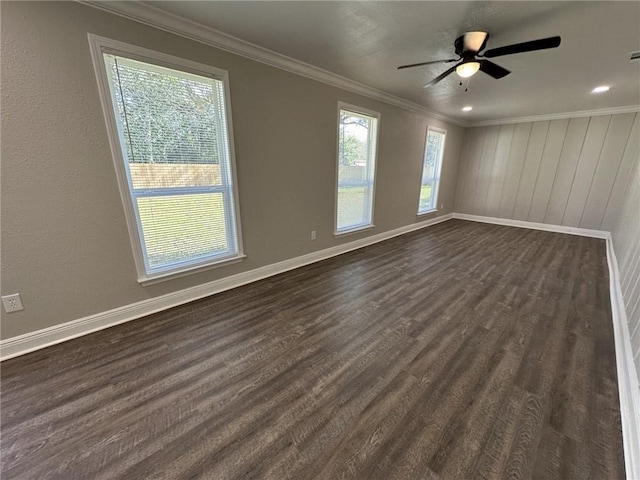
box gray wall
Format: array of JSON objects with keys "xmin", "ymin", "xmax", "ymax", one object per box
[
  {"xmin": 611, "ymin": 136, "xmax": 640, "ymax": 377},
  {"xmin": 0, "ymin": 2, "xmax": 464, "ymax": 339},
  {"xmin": 455, "ymin": 113, "xmax": 639, "ymax": 231}
]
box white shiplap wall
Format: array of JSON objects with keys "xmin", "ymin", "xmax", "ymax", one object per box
[
  {"xmin": 611, "ymin": 139, "xmax": 640, "ymax": 376},
  {"xmin": 455, "ymin": 110, "xmax": 640, "ymax": 379},
  {"xmin": 455, "ymin": 112, "xmax": 639, "ymax": 231}
]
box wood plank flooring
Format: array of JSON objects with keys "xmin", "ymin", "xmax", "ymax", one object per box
[{"xmin": 0, "ymin": 219, "xmax": 625, "ymax": 479}]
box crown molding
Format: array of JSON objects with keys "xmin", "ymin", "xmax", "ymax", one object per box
[
  {"xmin": 79, "ymin": 1, "xmax": 467, "ymax": 127},
  {"xmin": 78, "ymin": 2, "xmax": 639, "ymax": 130},
  {"xmin": 469, "ymin": 104, "xmax": 640, "ymax": 127}
]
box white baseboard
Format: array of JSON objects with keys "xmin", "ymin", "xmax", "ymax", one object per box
[
  {"xmin": 452, "ymin": 213, "xmax": 610, "ymax": 239},
  {"xmin": 607, "ymin": 236, "xmax": 640, "ymax": 480},
  {"xmin": 0, "ymin": 214, "xmax": 453, "ymax": 361},
  {"xmin": 2, "ymin": 210, "xmax": 638, "ymax": 476}
]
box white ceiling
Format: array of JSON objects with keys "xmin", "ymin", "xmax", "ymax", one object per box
[{"xmin": 140, "ymin": 1, "xmax": 640, "ymax": 123}]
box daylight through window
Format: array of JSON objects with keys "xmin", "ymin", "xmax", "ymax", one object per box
[
  {"xmin": 336, "ymin": 106, "xmax": 379, "ymax": 233},
  {"xmin": 94, "ymin": 41, "xmax": 242, "ymax": 281},
  {"xmin": 418, "ymin": 127, "xmax": 446, "ymax": 214}
]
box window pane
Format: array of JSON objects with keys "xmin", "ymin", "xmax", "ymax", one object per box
[
  {"xmin": 103, "ymin": 52, "xmax": 239, "ymax": 275},
  {"xmin": 337, "ymin": 108, "xmax": 378, "ymax": 232},
  {"xmin": 105, "ymin": 55, "xmax": 225, "ymax": 189},
  {"xmin": 419, "ymin": 183, "xmax": 433, "ymax": 211},
  {"xmin": 337, "ymin": 185, "xmax": 367, "ymax": 229},
  {"xmin": 137, "ymin": 193, "xmax": 229, "ymax": 269},
  {"xmin": 418, "ymin": 129, "xmax": 445, "ymax": 213}
]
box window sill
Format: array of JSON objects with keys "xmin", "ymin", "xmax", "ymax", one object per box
[
  {"xmin": 334, "ymin": 224, "xmax": 375, "ymax": 238},
  {"xmin": 417, "ymin": 208, "xmax": 438, "ymax": 216},
  {"xmin": 138, "ymin": 254, "xmax": 247, "ymax": 286}
]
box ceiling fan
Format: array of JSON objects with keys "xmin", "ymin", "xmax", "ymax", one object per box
[{"xmin": 398, "ymin": 31, "xmax": 561, "ymax": 88}]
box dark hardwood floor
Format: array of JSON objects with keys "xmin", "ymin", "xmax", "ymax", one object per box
[{"xmin": 0, "ymin": 219, "xmax": 625, "ymax": 479}]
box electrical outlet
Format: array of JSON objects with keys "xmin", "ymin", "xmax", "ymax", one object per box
[
  {"xmin": 311, "ymin": 230, "xmax": 317, "ymax": 240},
  {"xmin": 440, "ymin": 204, "xmax": 444, "ymax": 210},
  {"xmin": 2, "ymin": 294, "xmax": 23, "ymax": 313}
]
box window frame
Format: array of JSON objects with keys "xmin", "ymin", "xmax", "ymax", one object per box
[
  {"xmin": 334, "ymin": 102, "xmax": 380, "ymax": 236},
  {"xmin": 417, "ymin": 125, "xmax": 447, "ymax": 216},
  {"xmin": 88, "ymin": 34, "xmax": 244, "ymax": 285}
]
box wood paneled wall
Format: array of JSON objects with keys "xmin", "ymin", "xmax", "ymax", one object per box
[
  {"xmin": 455, "ymin": 112, "xmax": 639, "ymax": 231},
  {"xmin": 611, "ymin": 136, "xmax": 640, "ymax": 375},
  {"xmin": 456, "ymin": 111, "xmax": 640, "ymax": 384}
]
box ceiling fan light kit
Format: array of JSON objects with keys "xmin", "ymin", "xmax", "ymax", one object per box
[
  {"xmin": 456, "ymin": 62, "xmax": 480, "ymax": 78},
  {"xmin": 398, "ymin": 31, "xmax": 562, "ymax": 88}
]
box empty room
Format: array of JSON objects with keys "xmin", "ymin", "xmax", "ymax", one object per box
[{"xmin": 2, "ymin": 1, "xmax": 640, "ymax": 479}]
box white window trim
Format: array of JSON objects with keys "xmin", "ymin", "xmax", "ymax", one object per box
[
  {"xmin": 334, "ymin": 101, "xmax": 380, "ymax": 237},
  {"xmin": 88, "ymin": 34, "xmax": 245, "ymax": 284},
  {"xmin": 417, "ymin": 125, "xmax": 447, "ymax": 216},
  {"xmin": 417, "ymin": 209, "xmax": 438, "ymax": 216}
]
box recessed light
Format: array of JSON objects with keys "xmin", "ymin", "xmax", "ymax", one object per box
[
  {"xmin": 462, "ymin": 106, "xmax": 473, "ymax": 112},
  {"xmin": 592, "ymin": 85, "xmax": 610, "ymax": 93}
]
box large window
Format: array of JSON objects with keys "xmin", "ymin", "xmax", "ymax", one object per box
[
  {"xmin": 90, "ymin": 36, "xmax": 243, "ymax": 283},
  {"xmin": 418, "ymin": 127, "xmax": 446, "ymax": 214},
  {"xmin": 336, "ymin": 104, "xmax": 379, "ymax": 234}
]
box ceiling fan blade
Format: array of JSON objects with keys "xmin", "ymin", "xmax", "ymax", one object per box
[
  {"xmin": 398, "ymin": 58, "xmax": 458, "ymax": 70},
  {"xmin": 479, "ymin": 60, "xmax": 510, "ymax": 79},
  {"xmin": 424, "ymin": 64, "xmax": 459, "ymax": 88},
  {"xmin": 483, "ymin": 36, "xmax": 561, "ymax": 58}
]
